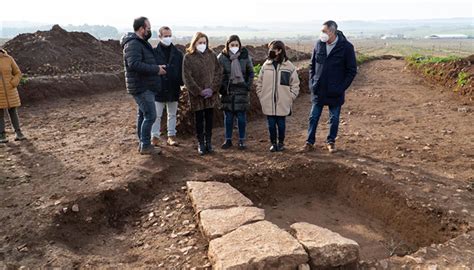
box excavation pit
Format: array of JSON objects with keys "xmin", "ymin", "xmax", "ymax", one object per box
[{"xmin": 212, "ymin": 161, "xmax": 466, "ymax": 263}]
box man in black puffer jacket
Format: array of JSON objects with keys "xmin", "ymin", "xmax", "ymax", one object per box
[{"xmin": 120, "ymin": 16, "xmax": 166, "ymax": 155}]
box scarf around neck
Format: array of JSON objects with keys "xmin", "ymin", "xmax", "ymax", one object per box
[{"xmin": 229, "ymin": 51, "xmax": 245, "ymax": 84}]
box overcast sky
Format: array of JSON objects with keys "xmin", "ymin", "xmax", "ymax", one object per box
[{"xmin": 3, "ymin": 0, "xmax": 473, "ymax": 29}]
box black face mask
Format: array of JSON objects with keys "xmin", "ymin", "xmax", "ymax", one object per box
[{"xmin": 144, "ymin": 30, "xmax": 152, "ymax": 41}]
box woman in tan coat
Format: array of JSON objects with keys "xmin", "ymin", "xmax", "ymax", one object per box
[
  {"xmin": 256, "ymin": 40, "xmax": 300, "ymax": 152},
  {"xmin": 183, "ymin": 32, "xmax": 222, "ymax": 155},
  {"xmin": 0, "ymin": 48, "xmax": 25, "ymax": 143}
]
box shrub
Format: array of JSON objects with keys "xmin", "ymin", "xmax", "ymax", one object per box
[
  {"xmin": 457, "ymin": 71, "xmax": 469, "ymax": 88},
  {"xmin": 253, "ymin": 64, "xmax": 262, "ymax": 75},
  {"xmin": 356, "ymin": 53, "xmax": 376, "ymax": 65},
  {"xmin": 19, "ymin": 75, "xmax": 28, "ymax": 86}
]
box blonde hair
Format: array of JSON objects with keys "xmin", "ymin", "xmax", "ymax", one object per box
[{"xmin": 186, "ymin": 32, "xmax": 209, "ymax": 54}]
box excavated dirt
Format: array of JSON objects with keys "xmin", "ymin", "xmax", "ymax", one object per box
[
  {"xmin": 0, "ymin": 55, "xmax": 472, "ymax": 268},
  {"xmin": 3, "ymin": 25, "xmax": 122, "ymax": 76},
  {"xmin": 214, "ymin": 162, "xmax": 467, "ymax": 261},
  {"xmin": 408, "ymin": 55, "xmax": 473, "ymax": 97}
]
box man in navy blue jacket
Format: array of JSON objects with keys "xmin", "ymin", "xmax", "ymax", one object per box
[
  {"xmin": 120, "ymin": 17, "xmax": 166, "ymax": 155},
  {"xmin": 304, "ymin": 20, "xmax": 357, "ymax": 153}
]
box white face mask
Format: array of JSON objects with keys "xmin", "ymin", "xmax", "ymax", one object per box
[
  {"xmin": 161, "ymin": 37, "xmax": 173, "ymax": 46},
  {"xmin": 196, "ymin": 44, "xmax": 207, "ymax": 53},
  {"xmin": 229, "ymin": 47, "xmax": 239, "ymax": 54},
  {"xmin": 320, "ymin": 32, "xmax": 330, "ymax": 43}
]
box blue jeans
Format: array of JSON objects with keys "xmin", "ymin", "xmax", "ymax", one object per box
[
  {"xmin": 267, "ymin": 116, "xmax": 286, "ymax": 144},
  {"xmin": 306, "ymin": 104, "xmax": 341, "ymax": 145},
  {"xmin": 224, "ymin": 111, "xmax": 246, "ymax": 141},
  {"xmin": 133, "ymin": 90, "xmax": 157, "ymax": 148}
]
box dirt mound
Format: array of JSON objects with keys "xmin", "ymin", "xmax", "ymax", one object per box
[
  {"xmin": 407, "ymin": 55, "xmax": 473, "ymax": 97},
  {"xmin": 298, "ymin": 67, "xmax": 310, "ymax": 94},
  {"xmin": 466, "ymin": 54, "xmax": 474, "ymax": 63},
  {"xmin": 3, "ymin": 25, "xmax": 123, "ymax": 75},
  {"xmin": 175, "ymin": 44, "xmax": 186, "ymax": 54}
]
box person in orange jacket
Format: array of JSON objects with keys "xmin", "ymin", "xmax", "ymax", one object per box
[{"xmin": 0, "ymin": 48, "xmax": 26, "ymax": 143}]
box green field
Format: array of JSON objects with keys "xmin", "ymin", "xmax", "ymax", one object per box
[
  {"xmin": 281, "ymin": 38, "xmax": 473, "ymax": 57},
  {"xmin": 352, "ymin": 38, "xmax": 474, "ymax": 57}
]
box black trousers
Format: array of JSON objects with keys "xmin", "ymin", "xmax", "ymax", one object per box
[
  {"xmin": 195, "ymin": 108, "xmax": 213, "ymax": 140},
  {"xmin": 0, "ymin": 108, "xmax": 21, "ymax": 133}
]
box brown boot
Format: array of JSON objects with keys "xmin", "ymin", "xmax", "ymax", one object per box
[
  {"xmin": 327, "ymin": 143, "xmax": 337, "ymax": 153},
  {"xmin": 140, "ymin": 145, "xmax": 162, "ymax": 155},
  {"xmin": 302, "ymin": 142, "xmax": 314, "ymax": 152},
  {"xmin": 167, "ymin": 136, "xmax": 179, "ymax": 146},
  {"xmin": 152, "ymin": 136, "xmax": 161, "ymax": 146}
]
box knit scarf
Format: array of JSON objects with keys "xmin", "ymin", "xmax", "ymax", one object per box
[{"xmin": 229, "ymin": 51, "xmax": 245, "ymax": 84}]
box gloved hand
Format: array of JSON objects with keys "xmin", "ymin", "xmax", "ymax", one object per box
[{"xmin": 201, "ymin": 88, "xmax": 213, "ymax": 99}]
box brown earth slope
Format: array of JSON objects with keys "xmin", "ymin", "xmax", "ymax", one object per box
[{"xmin": 3, "ymin": 25, "xmax": 122, "ymax": 76}]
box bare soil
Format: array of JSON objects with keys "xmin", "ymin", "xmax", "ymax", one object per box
[
  {"xmin": 0, "ymin": 59, "xmax": 473, "ymax": 269},
  {"xmin": 407, "ymin": 55, "xmax": 474, "ymax": 97},
  {"xmin": 3, "ymin": 25, "xmax": 122, "ymax": 76}
]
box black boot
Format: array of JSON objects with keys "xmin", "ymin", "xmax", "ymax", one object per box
[
  {"xmin": 270, "ymin": 144, "xmax": 278, "ymax": 152},
  {"xmin": 205, "ymin": 135, "xmax": 214, "ymax": 154},
  {"xmin": 277, "ymin": 141, "xmax": 285, "ymax": 151},
  {"xmin": 197, "ymin": 135, "xmax": 206, "ymax": 156},
  {"xmin": 221, "ymin": 140, "xmax": 232, "ymax": 149},
  {"xmin": 270, "ymin": 139, "xmax": 278, "ymax": 152},
  {"xmin": 238, "ymin": 140, "xmax": 246, "ymax": 150}
]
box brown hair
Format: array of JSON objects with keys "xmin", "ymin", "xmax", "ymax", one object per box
[
  {"xmin": 268, "ymin": 40, "xmax": 288, "ymax": 62},
  {"xmin": 223, "ymin": 35, "xmax": 242, "ymax": 55},
  {"xmin": 186, "ymin": 32, "xmax": 209, "ymax": 54},
  {"xmin": 133, "ymin": 17, "xmax": 149, "ymax": 31}
]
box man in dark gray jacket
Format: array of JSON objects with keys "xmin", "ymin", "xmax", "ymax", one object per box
[{"xmin": 120, "ymin": 17, "xmax": 166, "ymax": 155}]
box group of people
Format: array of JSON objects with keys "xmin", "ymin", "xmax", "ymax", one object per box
[
  {"xmin": 121, "ymin": 17, "xmax": 357, "ymax": 156},
  {"xmin": 0, "ymin": 17, "xmax": 357, "ymax": 152}
]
